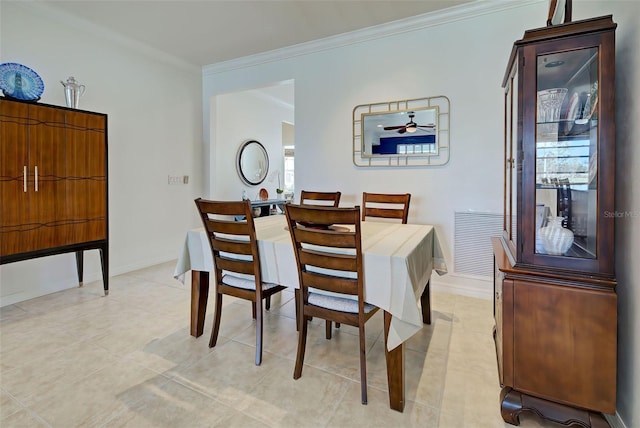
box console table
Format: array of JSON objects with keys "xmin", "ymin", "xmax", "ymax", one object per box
[{"xmin": 250, "ymin": 199, "xmax": 286, "ymax": 217}]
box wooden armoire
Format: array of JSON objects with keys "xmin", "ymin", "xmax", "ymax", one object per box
[{"xmin": 0, "ymin": 97, "xmax": 109, "ymax": 294}]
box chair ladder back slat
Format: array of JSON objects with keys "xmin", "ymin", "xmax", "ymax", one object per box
[
  {"xmin": 215, "ymin": 256, "xmax": 256, "ymax": 276},
  {"xmin": 290, "ymin": 207, "xmax": 352, "ymax": 224},
  {"xmin": 196, "ymin": 199, "xmax": 249, "ymax": 216},
  {"xmin": 364, "ymin": 207, "xmax": 405, "ymax": 219},
  {"xmin": 294, "ymin": 228, "xmax": 356, "ymax": 248},
  {"xmin": 212, "ymin": 238, "xmax": 253, "ymax": 256},
  {"xmin": 365, "ymin": 193, "xmax": 408, "ymax": 204},
  {"xmin": 301, "ymin": 271, "xmax": 358, "ymax": 295},
  {"xmin": 300, "ymin": 190, "xmax": 342, "ymax": 207},
  {"xmin": 300, "ymin": 249, "xmax": 357, "ymax": 272},
  {"xmin": 210, "ymin": 220, "xmax": 251, "ymax": 236}
]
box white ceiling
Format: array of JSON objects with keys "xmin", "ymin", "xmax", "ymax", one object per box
[{"xmin": 40, "ymin": 0, "xmax": 474, "ymax": 67}]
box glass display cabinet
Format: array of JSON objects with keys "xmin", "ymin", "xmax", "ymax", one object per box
[{"xmin": 493, "ymin": 16, "xmax": 617, "ymax": 427}]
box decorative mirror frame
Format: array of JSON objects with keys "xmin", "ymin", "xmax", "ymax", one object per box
[
  {"xmin": 353, "ymin": 95, "xmax": 450, "ymax": 167},
  {"xmin": 237, "ymin": 139, "xmax": 269, "ymax": 185}
]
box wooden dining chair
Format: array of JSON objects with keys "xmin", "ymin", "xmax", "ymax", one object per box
[
  {"xmin": 297, "ymin": 190, "xmax": 344, "ymax": 333},
  {"xmin": 284, "ymin": 203, "xmax": 379, "ymax": 404},
  {"xmin": 360, "ymin": 192, "xmax": 432, "ymax": 326},
  {"xmin": 362, "ymin": 192, "xmax": 411, "ymax": 223},
  {"xmin": 194, "ymin": 198, "xmax": 287, "ymax": 366},
  {"xmin": 299, "ymin": 190, "xmax": 341, "ymax": 207}
]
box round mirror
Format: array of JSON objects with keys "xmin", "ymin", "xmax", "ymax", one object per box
[{"xmin": 237, "ymin": 140, "xmax": 269, "ymax": 186}]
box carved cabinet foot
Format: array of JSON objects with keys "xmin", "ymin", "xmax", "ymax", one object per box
[
  {"xmin": 500, "ymin": 388, "xmax": 610, "ymax": 428},
  {"xmin": 500, "ymin": 388, "xmax": 524, "ymax": 425}
]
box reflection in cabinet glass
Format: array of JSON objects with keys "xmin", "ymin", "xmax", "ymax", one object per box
[{"xmin": 535, "ymin": 47, "xmax": 599, "ymax": 259}]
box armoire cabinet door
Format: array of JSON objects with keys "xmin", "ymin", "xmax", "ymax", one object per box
[
  {"xmin": 64, "ymin": 110, "xmax": 107, "ymax": 245},
  {"xmin": 28, "ymin": 104, "xmax": 67, "ymax": 251},
  {"xmin": 0, "ymin": 101, "xmax": 30, "ymax": 255}
]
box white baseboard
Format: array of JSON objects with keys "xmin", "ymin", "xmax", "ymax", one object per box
[
  {"xmin": 0, "ymin": 280, "xmax": 79, "ymax": 307},
  {"xmin": 431, "ymin": 272, "xmax": 493, "ymax": 300},
  {"xmin": 108, "ymin": 255, "xmax": 177, "ymax": 278},
  {"xmin": 0, "ymin": 254, "xmax": 179, "ymax": 307},
  {"xmin": 605, "ymin": 412, "xmax": 628, "ymax": 428}
]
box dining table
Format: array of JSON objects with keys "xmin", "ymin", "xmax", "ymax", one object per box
[{"xmin": 174, "ymin": 214, "xmax": 447, "ymax": 412}]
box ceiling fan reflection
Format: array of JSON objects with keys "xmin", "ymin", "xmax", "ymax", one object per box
[{"xmin": 383, "ymin": 113, "xmax": 435, "ymax": 134}]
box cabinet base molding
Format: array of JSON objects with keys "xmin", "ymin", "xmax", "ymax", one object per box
[{"xmin": 500, "ymin": 388, "xmax": 610, "ymax": 428}]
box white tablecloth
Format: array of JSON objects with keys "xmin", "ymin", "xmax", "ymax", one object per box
[{"xmin": 174, "ymin": 215, "xmax": 447, "ymax": 350}]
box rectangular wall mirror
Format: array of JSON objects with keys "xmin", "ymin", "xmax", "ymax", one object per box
[{"xmin": 353, "ymin": 96, "xmax": 450, "ymax": 167}]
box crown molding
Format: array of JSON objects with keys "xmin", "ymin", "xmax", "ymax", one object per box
[
  {"xmin": 203, "ymin": 0, "xmax": 543, "ymax": 76},
  {"xmin": 11, "ymin": 1, "xmax": 200, "ymax": 74}
]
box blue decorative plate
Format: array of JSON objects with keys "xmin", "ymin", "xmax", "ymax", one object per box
[{"xmin": 0, "ymin": 62, "xmax": 45, "ymax": 101}]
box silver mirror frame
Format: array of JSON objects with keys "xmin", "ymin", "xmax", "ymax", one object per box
[
  {"xmin": 352, "ymin": 95, "xmax": 450, "ymax": 167},
  {"xmin": 237, "ymin": 139, "xmax": 269, "ymax": 186}
]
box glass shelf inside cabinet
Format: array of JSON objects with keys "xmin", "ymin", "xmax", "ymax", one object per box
[{"xmin": 535, "ymin": 47, "xmax": 598, "ymax": 259}]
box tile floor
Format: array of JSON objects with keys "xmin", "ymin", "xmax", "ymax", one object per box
[{"xmin": 1, "ymin": 261, "xmax": 560, "ymax": 427}]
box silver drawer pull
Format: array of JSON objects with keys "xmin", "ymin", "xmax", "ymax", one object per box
[
  {"xmin": 34, "ymin": 166, "xmax": 38, "ymax": 192},
  {"xmin": 23, "ymin": 166, "xmax": 27, "ymax": 192}
]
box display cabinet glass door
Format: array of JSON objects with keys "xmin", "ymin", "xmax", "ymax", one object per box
[
  {"xmin": 534, "ymin": 47, "xmax": 598, "ymax": 259},
  {"xmin": 504, "ymin": 61, "xmax": 519, "ymax": 259}
]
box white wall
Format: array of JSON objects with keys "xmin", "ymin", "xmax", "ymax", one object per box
[
  {"xmin": 202, "ymin": 1, "xmax": 639, "ymax": 427},
  {"xmin": 211, "ymin": 88, "xmax": 293, "ymax": 200},
  {"xmin": 0, "ymin": 2, "xmax": 204, "ymax": 305},
  {"xmin": 605, "ymin": 5, "xmax": 640, "ymax": 428}
]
